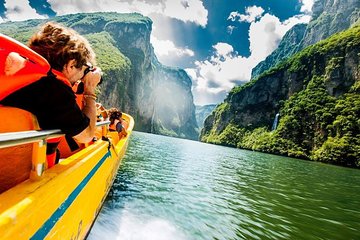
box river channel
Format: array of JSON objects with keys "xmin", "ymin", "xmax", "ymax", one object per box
[{"xmin": 88, "ymin": 131, "xmax": 360, "ymax": 240}]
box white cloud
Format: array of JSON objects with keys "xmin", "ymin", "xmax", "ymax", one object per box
[
  {"xmin": 4, "ymin": 0, "xmax": 45, "ymax": 21},
  {"xmin": 151, "ymin": 35, "xmax": 194, "ymax": 58},
  {"xmin": 190, "ymin": 8, "xmax": 311, "ymax": 105},
  {"xmin": 213, "ymin": 42, "xmax": 233, "ymax": 56},
  {"xmin": 249, "ymin": 13, "xmax": 310, "ymax": 63},
  {"xmin": 227, "ymin": 25, "xmax": 235, "ymax": 34},
  {"xmin": 299, "ymin": 0, "xmax": 315, "ymax": 13},
  {"xmin": 48, "ymin": 0, "xmax": 208, "ymax": 27},
  {"xmin": 163, "ymin": 0, "xmax": 208, "ymax": 27},
  {"xmin": 186, "ymin": 43, "xmax": 253, "ymax": 105},
  {"xmin": 228, "ymin": 6, "xmax": 264, "ymax": 23}
]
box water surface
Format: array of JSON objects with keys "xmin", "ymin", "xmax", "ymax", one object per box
[{"xmin": 88, "ymin": 131, "xmax": 360, "ymax": 240}]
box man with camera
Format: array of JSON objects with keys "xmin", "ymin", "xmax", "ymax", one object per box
[{"xmin": 0, "ymin": 22, "xmax": 102, "ymax": 167}]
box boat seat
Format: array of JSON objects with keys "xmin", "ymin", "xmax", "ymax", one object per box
[{"xmin": 0, "ymin": 106, "xmax": 40, "ymax": 193}]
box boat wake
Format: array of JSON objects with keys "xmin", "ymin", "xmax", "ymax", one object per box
[{"xmin": 88, "ymin": 207, "xmax": 187, "ymax": 240}]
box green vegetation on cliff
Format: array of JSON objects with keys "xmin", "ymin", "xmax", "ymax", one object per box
[
  {"xmin": 201, "ymin": 25, "xmax": 360, "ymax": 168},
  {"xmin": 0, "ymin": 12, "xmax": 199, "ymax": 140},
  {"xmin": 86, "ymin": 31, "xmax": 130, "ymax": 72},
  {"xmin": 252, "ymin": 0, "xmax": 360, "ymax": 78}
]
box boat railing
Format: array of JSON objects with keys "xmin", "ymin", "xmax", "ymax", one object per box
[
  {"xmin": 0, "ymin": 120, "xmax": 110, "ymax": 149},
  {"xmin": 0, "ymin": 120, "xmax": 111, "ymax": 180},
  {"xmin": 0, "ymin": 129, "xmax": 63, "ymax": 149},
  {"xmin": 96, "ymin": 120, "xmax": 111, "ymax": 127}
]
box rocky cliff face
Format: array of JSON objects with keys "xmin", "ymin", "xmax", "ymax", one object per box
[
  {"xmin": 0, "ymin": 12, "xmax": 199, "ymax": 140},
  {"xmin": 252, "ymin": 24, "xmax": 307, "ymax": 79},
  {"xmin": 252, "ymin": 0, "xmax": 360, "ymax": 78},
  {"xmin": 303, "ymin": 0, "xmax": 360, "ymax": 47},
  {"xmin": 195, "ymin": 104, "xmax": 217, "ymax": 128},
  {"xmin": 201, "ymin": 25, "xmax": 360, "ymax": 166},
  {"xmin": 99, "ymin": 17, "xmax": 199, "ymax": 139},
  {"xmin": 210, "ymin": 38, "xmax": 359, "ymax": 132}
]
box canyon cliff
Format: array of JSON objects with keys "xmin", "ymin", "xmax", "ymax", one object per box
[
  {"xmin": 201, "ymin": 10, "xmax": 360, "ymax": 167},
  {"xmin": 0, "ymin": 12, "xmax": 199, "ymax": 140},
  {"xmin": 252, "ymin": 0, "xmax": 360, "ymax": 78}
]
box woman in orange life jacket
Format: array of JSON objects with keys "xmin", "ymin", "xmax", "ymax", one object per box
[
  {"xmin": 0, "ymin": 22, "xmax": 102, "ymax": 168},
  {"xmin": 108, "ymin": 108, "xmax": 127, "ymax": 139}
]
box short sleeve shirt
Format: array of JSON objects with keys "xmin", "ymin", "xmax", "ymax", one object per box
[{"xmin": 0, "ymin": 75, "xmax": 89, "ymax": 136}]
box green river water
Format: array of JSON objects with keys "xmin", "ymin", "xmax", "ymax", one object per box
[{"xmin": 88, "ymin": 131, "xmax": 360, "ymax": 240}]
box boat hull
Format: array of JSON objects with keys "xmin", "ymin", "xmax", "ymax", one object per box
[{"xmin": 0, "ymin": 114, "xmax": 133, "ymax": 239}]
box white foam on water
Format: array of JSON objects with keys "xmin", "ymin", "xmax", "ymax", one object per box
[{"xmin": 88, "ymin": 208, "xmax": 187, "ymax": 240}]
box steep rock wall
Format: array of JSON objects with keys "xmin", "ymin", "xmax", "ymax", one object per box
[
  {"xmin": 252, "ymin": 0, "xmax": 360, "ymax": 78},
  {"xmin": 0, "ymin": 12, "xmax": 199, "ymax": 140},
  {"xmin": 201, "ymin": 25, "xmax": 360, "ymax": 166},
  {"xmin": 101, "ymin": 18, "xmax": 198, "ymax": 139}
]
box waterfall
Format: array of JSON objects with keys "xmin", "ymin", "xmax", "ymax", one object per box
[{"xmin": 271, "ymin": 113, "xmax": 280, "ymax": 131}]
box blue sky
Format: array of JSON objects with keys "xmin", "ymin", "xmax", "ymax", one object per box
[{"xmin": 0, "ymin": 0, "xmax": 314, "ymax": 105}]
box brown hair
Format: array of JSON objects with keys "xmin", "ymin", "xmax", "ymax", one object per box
[
  {"xmin": 28, "ymin": 22, "xmax": 96, "ymax": 71},
  {"xmin": 108, "ymin": 108, "xmax": 122, "ymax": 124}
]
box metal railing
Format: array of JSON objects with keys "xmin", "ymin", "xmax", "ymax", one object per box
[
  {"xmin": 0, "ymin": 120, "xmax": 111, "ymax": 179},
  {"xmin": 0, "ymin": 130, "xmax": 63, "ymax": 149},
  {"xmin": 0, "ymin": 120, "xmax": 110, "ymax": 149}
]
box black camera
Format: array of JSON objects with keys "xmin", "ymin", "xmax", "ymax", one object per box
[
  {"xmin": 76, "ymin": 66, "xmax": 103, "ymax": 94},
  {"xmin": 83, "ymin": 66, "xmax": 103, "ymax": 85}
]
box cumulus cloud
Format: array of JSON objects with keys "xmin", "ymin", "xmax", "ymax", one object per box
[
  {"xmin": 151, "ymin": 35, "xmax": 194, "ymax": 59},
  {"xmin": 186, "ymin": 43, "xmax": 252, "ymax": 104},
  {"xmin": 249, "ymin": 13, "xmax": 311, "ymax": 63},
  {"xmin": 4, "ymin": 0, "xmax": 45, "ymax": 21},
  {"xmin": 48, "ymin": 0, "xmax": 208, "ymax": 27},
  {"xmin": 228, "ymin": 6, "xmax": 264, "ymax": 23},
  {"xmin": 189, "ymin": 6, "xmax": 311, "ymax": 105},
  {"xmin": 162, "ymin": 0, "xmax": 208, "ymax": 27},
  {"xmin": 299, "ymin": 0, "xmax": 315, "ymax": 13}
]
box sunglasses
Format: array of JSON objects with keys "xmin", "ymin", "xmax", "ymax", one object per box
[{"xmin": 76, "ymin": 64, "xmax": 103, "ymax": 94}]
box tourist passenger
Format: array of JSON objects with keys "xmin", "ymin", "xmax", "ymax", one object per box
[
  {"xmin": 108, "ymin": 108, "xmax": 127, "ymax": 138},
  {"xmin": 0, "ymin": 22, "xmax": 102, "ymax": 167}
]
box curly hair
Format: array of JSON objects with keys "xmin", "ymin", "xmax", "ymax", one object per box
[
  {"xmin": 108, "ymin": 108, "xmax": 122, "ymax": 124},
  {"xmin": 28, "ymin": 22, "xmax": 96, "ymax": 71}
]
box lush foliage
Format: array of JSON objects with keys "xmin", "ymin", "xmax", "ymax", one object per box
[
  {"xmin": 85, "ymin": 31, "xmax": 131, "ymax": 72},
  {"xmin": 202, "ymin": 25, "xmax": 360, "ymax": 168}
]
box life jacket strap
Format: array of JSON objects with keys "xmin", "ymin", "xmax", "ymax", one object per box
[
  {"xmin": 46, "ymin": 138, "xmax": 61, "ymax": 168},
  {"xmin": 65, "ymin": 135, "xmax": 80, "ymax": 152}
]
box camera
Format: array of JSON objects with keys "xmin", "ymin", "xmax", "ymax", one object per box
[
  {"xmin": 84, "ymin": 65, "xmax": 103, "ymax": 85},
  {"xmin": 76, "ymin": 66, "xmax": 103, "ymax": 94}
]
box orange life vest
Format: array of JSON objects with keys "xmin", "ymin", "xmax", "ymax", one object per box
[
  {"xmin": 0, "ymin": 33, "xmax": 50, "ymax": 100},
  {"xmin": 109, "ymin": 119, "xmax": 120, "ymax": 131},
  {"xmin": 0, "ymin": 33, "xmax": 74, "ymax": 167}
]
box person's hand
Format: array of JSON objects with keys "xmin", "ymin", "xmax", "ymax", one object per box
[
  {"xmin": 83, "ymin": 67, "xmax": 102, "ymax": 95},
  {"xmin": 95, "ymin": 102, "xmax": 102, "ymax": 109}
]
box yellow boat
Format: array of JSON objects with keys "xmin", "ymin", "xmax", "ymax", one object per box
[{"xmin": 0, "ymin": 107, "xmax": 134, "ymax": 239}]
